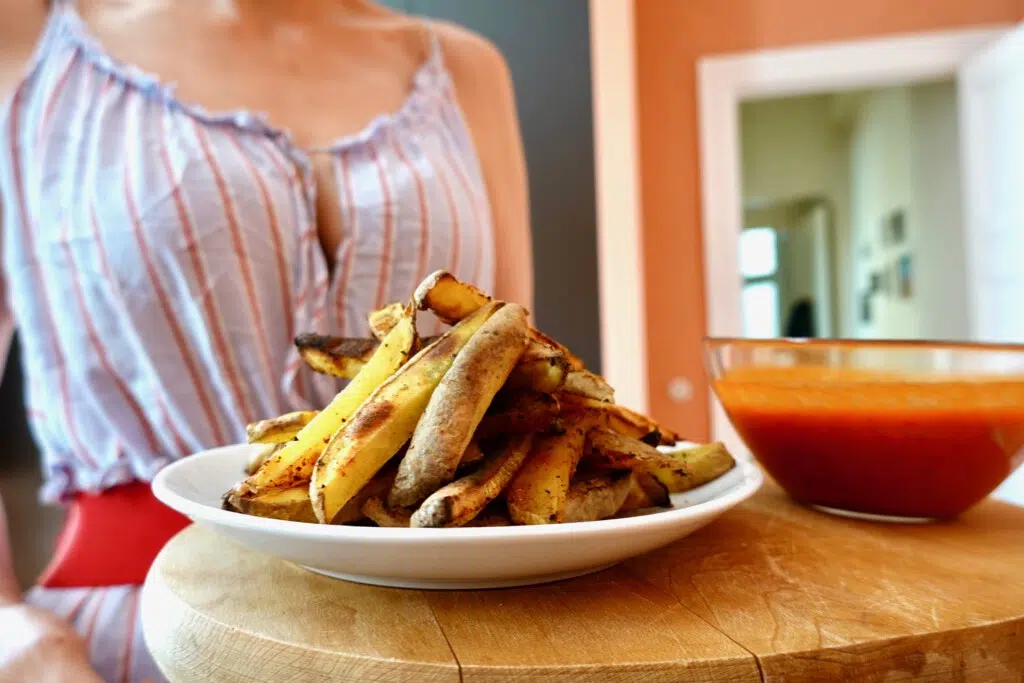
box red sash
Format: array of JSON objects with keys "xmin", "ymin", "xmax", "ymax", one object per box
[{"xmin": 37, "ymin": 481, "xmax": 190, "ymax": 588}]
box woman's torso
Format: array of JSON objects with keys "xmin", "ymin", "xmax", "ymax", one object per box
[{"xmin": 0, "ymin": 0, "xmax": 496, "ymax": 503}]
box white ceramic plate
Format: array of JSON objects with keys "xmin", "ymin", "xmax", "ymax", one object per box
[{"xmin": 152, "ymin": 444, "xmax": 763, "ymax": 589}]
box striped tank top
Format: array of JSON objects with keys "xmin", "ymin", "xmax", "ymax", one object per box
[{"xmin": 0, "ymin": 2, "xmax": 496, "ymax": 506}]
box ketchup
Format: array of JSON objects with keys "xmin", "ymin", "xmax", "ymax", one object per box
[{"xmin": 714, "ymin": 367, "xmax": 1024, "ymax": 519}]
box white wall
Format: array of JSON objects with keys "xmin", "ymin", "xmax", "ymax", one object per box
[{"xmin": 847, "ymin": 80, "xmax": 969, "ymax": 341}]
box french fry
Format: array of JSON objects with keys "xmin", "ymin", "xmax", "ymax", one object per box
[
  {"xmin": 506, "ymin": 426, "xmax": 587, "ymax": 525},
  {"xmin": 563, "ymin": 370, "xmax": 615, "ymax": 402},
  {"xmin": 505, "ymin": 343, "xmax": 570, "ymax": 393},
  {"xmin": 650, "ymin": 442, "xmax": 736, "ymax": 493},
  {"xmin": 414, "ymin": 270, "xmax": 585, "ymax": 370},
  {"xmin": 242, "ymin": 310, "xmax": 417, "ymax": 493},
  {"xmin": 310, "ymin": 302, "xmax": 501, "ymax": 523},
  {"xmin": 295, "ymin": 334, "xmax": 441, "ymax": 380},
  {"xmin": 459, "ymin": 439, "xmax": 485, "ymax": 467},
  {"xmin": 389, "ymin": 303, "xmax": 530, "ymax": 508},
  {"xmin": 245, "ymin": 443, "xmax": 281, "ymax": 476},
  {"xmin": 362, "ymin": 497, "xmax": 413, "ymax": 527},
  {"xmin": 246, "ymin": 411, "xmax": 319, "ymax": 445},
  {"xmin": 476, "ymin": 391, "xmax": 561, "ymax": 440},
  {"xmin": 294, "ymin": 335, "xmax": 378, "ymax": 380},
  {"xmin": 369, "ymin": 302, "xmax": 406, "ymax": 340},
  {"xmin": 558, "ymin": 471, "xmax": 633, "ymax": 523},
  {"xmin": 585, "ymin": 429, "xmax": 690, "ymax": 474},
  {"xmin": 224, "ymin": 485, "xmax": 318, "ymax": 523},
  {"xmin": 560, "ymin": 394, "xmax": 683, "ymax": 445},
  {"xmin": 334, "ymin": 467, "xmax": 399, "ymax": 525},
  {"xmin": 618, "ymin": 473, "xmax": 671, "ymax": 513},
  {"xmin": 412, "ymin": 433, "xmax": 533, "ymax": 528}
]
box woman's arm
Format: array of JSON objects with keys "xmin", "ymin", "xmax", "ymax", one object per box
[{"xmin": 434, "ymin": 23, "xmax": 534, "ymax": 312}]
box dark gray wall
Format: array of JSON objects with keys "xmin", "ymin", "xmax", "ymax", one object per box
[{"xmin": 388, "ymin": 0, "xmax": 601, "ymax": 369}]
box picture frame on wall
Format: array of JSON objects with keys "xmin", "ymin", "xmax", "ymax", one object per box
[{"xmin": 898, "ymin": 255, "xmax": 913, "ymax": 298}]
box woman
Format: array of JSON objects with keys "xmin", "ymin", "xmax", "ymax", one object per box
[{"xmin": 0, "ymin": 0, "xmax": 532, "ymax": 679}]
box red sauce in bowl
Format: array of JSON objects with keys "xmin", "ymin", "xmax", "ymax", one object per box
[{"xmin": 713, "ymin": 367, "xmax": 1024, "ymax": 519}]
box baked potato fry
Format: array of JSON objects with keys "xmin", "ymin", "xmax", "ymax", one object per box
[
  {"xmin": 362, "ymin": 497, "xmax": 412, "ymax": 527},
  {"xmin": 224, "ymin": 485, "xmax": 318, "ymax": 523},
  {"xmin": 294, "ymin": 334, "xmax": 378, "ymax": 380},
  {"xmin": 506, "ymin": 426, "xmax": 587, "ymax": 525},
  {"xmin": 310, "ymin": 302, "xmax": 501, "ymax": 523},
  {"xmin": 558, "ymin": 471, "xmax": 633, "ymax": 523},
  {"xmin": 412, "ymin": 433, "xmax": 533, "ymax": 528},
  {"xmin": 245, "ymin": 443, "xmax": 281, "ymax": 476},
  {"xmin": 476, "ymin": 391, "xmax": 561, "ymax": 440},
  {"xmin": 586, "ymin": 429, "xmax": 690, "ymax": 474},
  {"xmin": 334, "ymin": 467, "xmax": 398, "ymax": 525},
  {"xmin": 389, "ymin": 303, "xmax": 530, "ymax": 507},
  {"xmin": 618, "ymin": 472, "xmax": 671, "ymax": 513},
  {"xmin": 243, "ymin": 310, "xmax": 417, "ymax": 493},
  {"xmin": 650, "ymin": 442, "xmax": 736, "ymax": 493},
  {"xmin": 505, "ymin": 343, "xmax": 569, "ymax": 393},
  {"xmin": 246, "ymin": 411, "xmax": 319, "ymax": 445},
  {"xmin": 563, "ymin": 370, "xmax": 615, "ymax": 402},
  {"xmin": 369, "ymin": 302, "xmax": 406, "ymax": 340},
  {"xmin": 560, "ymin": 394, "xmax": 683, "ymax": 445}
]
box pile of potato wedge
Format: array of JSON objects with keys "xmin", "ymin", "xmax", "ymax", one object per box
[{"xmin": 225, "ymin": 271, "xmax": 736, "ymax": 528}]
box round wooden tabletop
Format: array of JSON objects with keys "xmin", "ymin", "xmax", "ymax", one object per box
[{"xmin": 142, "ymin": 485, "xmax": 1024, "ymax": 683}]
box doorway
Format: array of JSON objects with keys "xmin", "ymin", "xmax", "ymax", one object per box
[{"xmin": 698, "ymin": 24, "xmax": 1024, "ymax": 504}]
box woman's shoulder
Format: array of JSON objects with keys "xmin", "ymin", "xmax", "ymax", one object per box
[
  {"xmin": 0, "ymin": 0, "xmax": 48, "ymax": 101},
  {"xmin": 429, "ymin": 20, "xmax": 511, "ymax": 92}
]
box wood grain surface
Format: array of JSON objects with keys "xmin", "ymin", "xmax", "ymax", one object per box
[{"xmin": 142, "ymin": 486, "xmax": 1024, "ymax": 683}]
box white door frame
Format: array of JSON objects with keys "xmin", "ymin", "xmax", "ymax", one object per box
[{"xmin": 697, "ymin": 25, "xmax": 1009, "ymax": 445}]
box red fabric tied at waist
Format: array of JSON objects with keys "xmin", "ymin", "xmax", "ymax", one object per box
[{"xmin": 38, "ymin": 481, "xmax": 190, "ymax": 588}]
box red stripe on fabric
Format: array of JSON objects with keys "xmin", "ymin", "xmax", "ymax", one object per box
[
  {"xmin": 81, "ymin": 589, "xmax": 107, "ymax": 654},
  {"xmin": 439, "ymin": 138, "xmax": 483, "ymax": 287},
  {"xmin": 391, "ymin": 135, "xmax": 431, "ymax": 287},
  {"xmin": 334, "ymin": 153, "xmax": 359, "ymax": 336},
  {"xmin": 7, "ymin": 85, "xmax": 96, "ymax": 468},
  {"xmin": 126, "ymin": 150, "xmax": 227, "ymax": 445},
  {"xmin": 193, "ymin": 123, "xmax": 273, "ymax": 423},
  {"xmin": 36, "ymin": 51, "xmax": 79, "ymax": 146},
  {"xmin": 368, "ymin": 140, "xmax": 395, "ymax": 310},
  {"xmin": 155, "ymin": 395, "xmax": 189, "ymax": 457},
  {"xmin": 435, "ymin": 151, "xmax": 461, "ymax": 279},
  {"xmin": 63, "ymin": 220, "xmax": 162, "ymax": 455},
  {"xmin": 60, "ymin": 592, "xmax": 91, "ymax": 623},
  {"xmin": 227, "ymin": 136, "xmax": 303, "ymax": 397},
  {"xmin": 119, "ymin": 590, "xmax": 140, "ymax": 683}
]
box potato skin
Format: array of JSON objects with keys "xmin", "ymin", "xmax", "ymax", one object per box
[
  {"xmin": 389, "ymin": 303, "xmax": 530, "ymax": 508},
  {"xmin": 506, "ymin": 426, "xmax": 587, "ymax": 525}
]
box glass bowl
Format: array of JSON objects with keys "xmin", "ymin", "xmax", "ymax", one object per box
[{"xmin": 704, "ymin": 338, "xmax": 1024, "ymax": 521}]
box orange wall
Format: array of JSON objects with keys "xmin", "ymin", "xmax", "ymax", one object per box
[{"xmin": 634, "ymin": 0, "xmax": 1023, "ymax": 440}]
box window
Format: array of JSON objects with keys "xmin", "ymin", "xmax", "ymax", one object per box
[{"xmin": 739, "ymin": 226, "xmax": 780, "ymax": 338}]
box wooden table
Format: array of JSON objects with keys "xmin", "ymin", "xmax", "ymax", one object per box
[{"xmin": 141, "ymin": 485, "xmax": 1024, "ymax": 682}]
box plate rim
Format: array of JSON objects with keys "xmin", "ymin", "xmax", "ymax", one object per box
[{"xmin": 152, "ymin": 443, "xmax": 763, "ymax": 542}]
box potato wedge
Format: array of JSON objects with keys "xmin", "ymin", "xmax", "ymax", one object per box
[
  {"xmin": 246, "ymin": 411, "xmax": 319, "ymax": 445},
  {"xmin": 362, "ymin": 497, "xmax": 412, "ymax": 527},
  {"xmin": 650, "ymin": 442, "xmax": 736, "ymax": 493},
  {"xmin": 389, "ymin": 302, "xmax": 530, "ymax": 507},
  {"xmin": 558, "ymin": 471, "xmax": 633, "ymax": 523},
  {"xmin": 310, "ymin": 302, "xmax": 501, "ymax": 523},
  {"xmin": 459, "ymin": 439, "xmax": 485, "ymax": 467},
  {"xmin": 225, "ymin": 485, "xmax": 318, "ymax": 523},
  {"xmin": 412, "ymin": 433, "xmax": 533, "ymax": 528},
  {"xmin": 243, "ymin": 310, "xmax": 417, "ymax": 493},
  {"xmin": 334, "ymin": 467, "xmax": 398, "ymax": 525},
  {"xmin": 294, "ymin": 334, "xmax": 378, "ymax": 380},
  {"xmin": 414, "ymin": 269, "xmax": 584, "ymax": 370},
  {"xmin": 369, "ymin": 302, "xmax": 406, "ymax": 340},
  {"xmin": 585, "ymin": 429, "xmax": 690, "ymax": 474},
  {"xmin": 560, "ymin": 394, "xmax": 683, "ymax": 445},
  {"xmin": 505, "ymin": 343, "xmax": 569, "ymax": 393},
  {"xmin": 618, "ymin": 472, "xmax": 671, "ymax": 513},
  {"xmin": 506, "ymin": 425, "xmax": 587, "ymax": 525},
  {"xmin": 563, "ymin": 370, "xmax": 615, "ymax": 402},
  {"xmin": 476, "ymin": 390, "xmax": 561, "ymax": 440},
  {"xmin": 245, "ymin": 443, "xmax": 281, "ymax": 476},
  {"xmin": 296, "ymin": 334, "xmax": 440, "ymax": 380}
]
